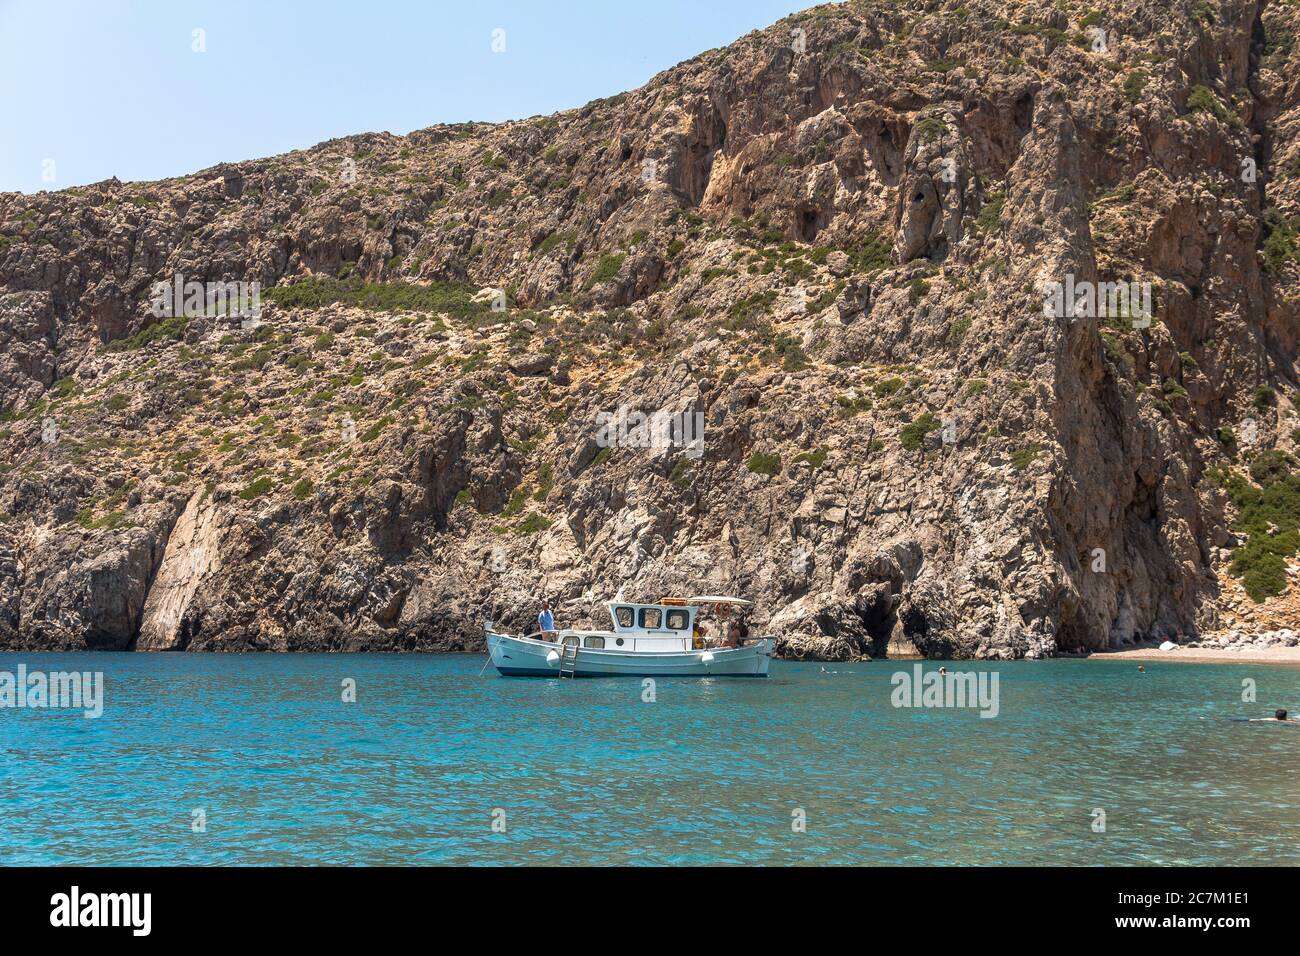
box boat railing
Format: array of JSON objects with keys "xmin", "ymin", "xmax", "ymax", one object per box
[
  {"xmin": 518, "ymin": 630, "xmax": 558, "ymax": 643},
  {"xmin": 518, "ymin": 630, "xmax": 668, "ymax": 651},
  {"xmin": 506, "ymin": 630, "xmax": 770, "ymax": 653}
]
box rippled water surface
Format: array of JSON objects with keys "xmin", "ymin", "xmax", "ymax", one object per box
[{"xmin": 3, "ymin": 653, "xmax": 1299, "ymax": 865}]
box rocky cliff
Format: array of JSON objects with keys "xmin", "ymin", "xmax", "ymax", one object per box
[{"xmin": 1, "ymin": 0, "xmax": 1297, "ymax": 658}]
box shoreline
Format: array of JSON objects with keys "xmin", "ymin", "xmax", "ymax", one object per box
[
  {"xmin": 3, "ymin": 645, "xmax": 1300, "ymax": 665},
  {"xmin": 1088, "ymin": 646, "xmax": 1300, "ymax": 666}
]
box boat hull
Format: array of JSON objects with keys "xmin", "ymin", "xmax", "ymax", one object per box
[{"xmin": 487, "ymin": 633, "xmax": 774, "ymax": 678}]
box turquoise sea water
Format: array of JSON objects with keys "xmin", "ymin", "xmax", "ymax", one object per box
[{"xmin": 2, "ymin": 653, "xmax": 1299, "ymax": 866}]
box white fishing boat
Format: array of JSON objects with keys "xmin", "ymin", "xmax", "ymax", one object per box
[{"xmin": 486, "ymin": 595, "xmax": 775, "ymax": 678}]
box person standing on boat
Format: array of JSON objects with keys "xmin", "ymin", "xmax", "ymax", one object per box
[{"xmin": 538, "ymin": 600, "xmax": 557, "ymax": 642}]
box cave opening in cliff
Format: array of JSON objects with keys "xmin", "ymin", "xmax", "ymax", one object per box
[
  {"xmin": 1055, "ymin": 618, "xmax": 1090, "ymax": 654},
  {"xmin": 1013, "ymin": 91, "xmax": 1035, "ymax": 136},
  {"xmin": 858, "ymin": 590, "xmax": 898, "ymax": 658},
  {"xmin": 899, "ymin": 605, "xmax": 932, "ymax": 655},
  {"xmin": 797, "ymin": 204, "xmax": 829, "ymax": 242}
]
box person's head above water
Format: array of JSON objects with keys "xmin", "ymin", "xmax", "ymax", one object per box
[{"xmin": 1277, "ymin": 709, "xmax": 1289, "ymax": 721}]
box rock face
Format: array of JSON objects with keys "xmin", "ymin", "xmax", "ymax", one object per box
[
  {"xmin": 137, "ymin": 491, "xmax": 223, "ymax": 650},
  {"xmin": 0, "ymin": 0, "xmax": 1297, "ymax": 658}
]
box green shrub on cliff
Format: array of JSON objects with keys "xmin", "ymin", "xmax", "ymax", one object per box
[
  {"xmin": 973, "ymin": 189, "xmax": 1006, "ymax": 235},
  {"xmin": 239, "ymin": 475, "xmax": 275, "ymax": 500},
  {"xmin": 916, "ymin": 117, "xmax": 946, "ymax": 143},
  {"xmin": 1212, "ymin": 458, "xmax": 1300, "ymax": 602},
  {"xmin": 836, "ymin": 393, "xmax": 871, "ymax": 418},
  {"xmin": 746, "ymin": 452, "xmax": 781, "ymax": 476},
  {"xmin": 1261, "ymin": 18, "xmax": 1294, "ymax": 70},
  {"xmin": 871, "ymin": 377, "xmax": 905, "ymax": 399},
  {"xmin": 1253, "ymin": 384, "xmax": 1278, "ymax": 411},
  {"xmin": 360, "ymin": 416, "xmax": 395, "ymax": 443},
  {"xmin": 51, "ymin": 377, "xmax": 79, "ymax": 398},
  {"xmin": 76, "ymin": 506, "xmax": 128, "ymax": 531},
  {"xmin": 105, "ymin": 315, "xmax": 188, "ymax": 352},
  {"xmin": 585, "ymin": 253, "xmax": 625, "ymax": 288},
  {"xmin": 1121, "ymin": 70, "xmax": 1148, "ymax": 103},
  {"xmin": 837, "ymin": 231, "xmax": 891, "ymax": 276},
  {"xmin": 668, "ymin": 456, "xmax": 693, "ymax": 489},
  {"xmin": 1261, "ymin": 209, "xmax": 1298, "ymax": 274},
  {"xmin": 537, "ymin": 230, "xmax": 576, "ymax": 256},
  {"xmin": 1186, "ymin": 84, "xmax": 1234, "ymax": 125},
  {"xmin": 516, "ymin": 513, "xmax": 552, "ymax": 534},
  {"xmin": 1249, "ymin": 450, "xmax": 1297, "ymax": 486},
  {"xmin": 265, "ymin": 277, "xmax": 488, "ymax": 319},
  {"xmin": 899, "ymin": 412, "xmax": 940, "ymax": 450},
  {"xmin": 1010, "ymin": 443, "xmax": 1043, "ymax": 470},
  {"xmin": 792, "ymin": 448, "xmax": 828, "ymax": 469}
]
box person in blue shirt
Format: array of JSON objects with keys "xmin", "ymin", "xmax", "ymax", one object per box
[{"xmin": 538, "ymin": 600, "xmax": 556, "ymax": 641}]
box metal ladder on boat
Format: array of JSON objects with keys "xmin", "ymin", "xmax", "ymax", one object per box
[{"xmin": 559, "ymin": 642, "xmax": 579, "ymax": 679}]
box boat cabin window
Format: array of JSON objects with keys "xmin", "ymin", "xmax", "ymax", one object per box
[
  {"xmin": 639, "ymin": 607, "xmax": 662, "ymax": 629},
  {"xmin": 583, "ymin": 636, "xmax": 606, "ymax": 649},
  {"xmin": 665, "ymin": 609, "xmax": 689, "ymax": 630},
  {"xmin": 614, "ymin": 606, "xmax": 635, "ymax": 628},
  {"xmin": 561, "ymin": 635, "xmax": 580, "ymax": 648}
]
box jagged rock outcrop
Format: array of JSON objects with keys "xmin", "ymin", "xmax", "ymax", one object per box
[{"xmin": 0, "ymin": 0, "xmax": 1297, "ymax": 658}]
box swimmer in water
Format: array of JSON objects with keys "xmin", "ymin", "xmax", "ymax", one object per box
[
  {"xmin": 1250, "ymin": 709, "xmax": 1299, "ymax": 723},
  {"xmin": 1137, "ymin": 665, "xmax": 1146, "ymax": 673}
]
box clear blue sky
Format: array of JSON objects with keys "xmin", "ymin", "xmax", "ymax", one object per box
[{"xmin": 0, "ymin": 0, "xmax": 809, "ymax": 194}]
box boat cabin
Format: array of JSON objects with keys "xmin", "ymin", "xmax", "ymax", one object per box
[
  {"xmin": 550, "ymin": 596, "xmax": 751, "ymax": 653},
  {"xmin": 596, "ymin": 600, "xmax": 699, "ymax": 652},
  {"xmin": 553, "ymin": 601, "xmax": 697, "ymax": 652}
]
